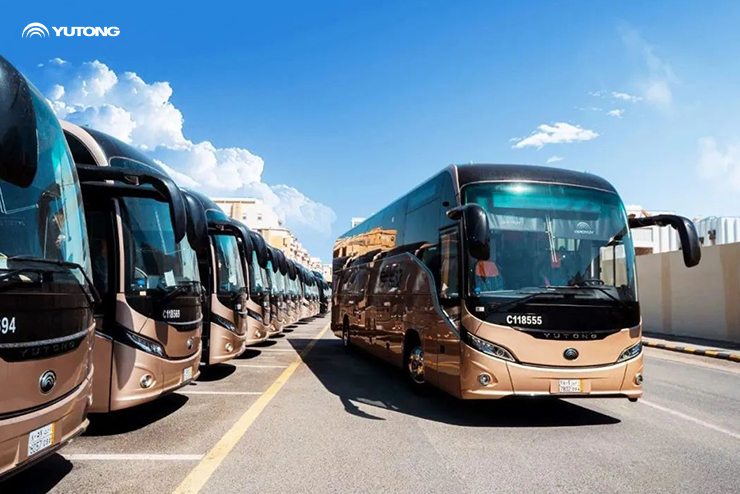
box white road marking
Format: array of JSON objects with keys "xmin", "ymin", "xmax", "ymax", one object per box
[
  {"xmin": 178, "ymin": 391, "xmax": 262, "ymax": 396},
  {"xmin": 232, "ymin": 364, "xmax": 288, "ymax": 368},
  {"xmin": 63, "ymin": 454, "xmax": 204, "ymax": 461},
  {"xmin": 253, "ymin": 348, "xmax": 298, "ymax": 352},
  {"xmin": 640, "ymin": 400, "xmax": 740, "ymax": 441}
]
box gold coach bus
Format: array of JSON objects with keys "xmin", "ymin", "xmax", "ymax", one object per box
[
  {"xmin": 332, "ymin": 164, "xmax": 700, "ymax": 400},
  {"xmin": 183, "ymin": 189, "xmax": 250, "ymax": 363},
  {"xmin": 62, "ymin": 123, "xmax": 203, "ymax": 412},
  {"xmin": 0, "ymin": 56, "xmax": 96, "ymax": 479}
]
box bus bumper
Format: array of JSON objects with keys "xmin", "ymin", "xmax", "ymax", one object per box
[
  {"xmin": 208, "ymin": 324, "xmax": 247, "ymax": 365},
  {"xmin": 244, "ymin": 320, "xmax": 268, "ymax": 346},
  {"xmin": 98, "ymin": 342, "xmax": 202, "ymax": 412},
  {"xmin": 460, "ymin": 344, "xmax": 644, "ymax": 400},
  {"xmin": 0, "ymin": 367, "xmax": 92, "ymax": 480}
]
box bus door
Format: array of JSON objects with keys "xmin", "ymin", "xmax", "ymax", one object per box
[
  {"xmin": 83, "ymin": 197, "xmax": 119, "ymax": 408},
  {"xmin": 435, "ymin": 227, "xmax": 463, "ymax": 395}
]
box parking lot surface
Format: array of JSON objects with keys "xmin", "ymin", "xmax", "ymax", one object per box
[{"xmin": 6, "ymin": 315, "xmax": 740, "ymax": 494}]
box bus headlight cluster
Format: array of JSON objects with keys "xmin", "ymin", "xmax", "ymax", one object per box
[
  {"xmin": 123, "ymin": 330, "xmax": 166, "ymax": 358},
  {"xmin": 465, "ymin": 332, "xmax": 516, "ymax": 362},
  {"xmin": 618, "ymin": 342, "xmax": 642, "ymax": 362}
]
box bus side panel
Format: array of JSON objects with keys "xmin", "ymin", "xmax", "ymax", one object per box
[
  {"xmin": 90, "ymin": 332, "xmax": 113, "ymax": 413},
  {"xmin": 406, "ymin": 255, "xmax": 462, "ymax": 397}
]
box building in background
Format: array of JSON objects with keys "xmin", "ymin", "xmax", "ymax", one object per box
[
  {"xmin": 350, "ymin": 217, "xmax": 366, "ymax": 228},
  {"xmin": 626, "ymin": 205, "xmax": 680, "ymax": 255},
  {"xmin": 626, "ymin": 205, "xmax": 740, "ymax": 255},
  {"xmin": 695, "ymin": 216, "xmax": 740, "ymax": 247},
  {"xmin": 214, "ymin": 197, "xmax": 322, "ymax": 269}
]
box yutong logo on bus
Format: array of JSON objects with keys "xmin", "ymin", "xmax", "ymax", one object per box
[
  {"xmin": 541, "ymin": 332, "xmax": 598, "ymax": 340},
  {"xmin": 574, "ymin": 221, "xmax": 594, "ymax": 235},
  {"xmin": 22, "ymin": 22, "xmax": 120, "ymax": 37}
]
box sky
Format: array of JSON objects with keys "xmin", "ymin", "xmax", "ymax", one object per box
[{"xmin": 3, "ymin": 1, "xmax": 740, "ymax": 261}]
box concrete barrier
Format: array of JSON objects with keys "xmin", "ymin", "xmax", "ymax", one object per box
[{"xmin": 636, "ymin": 242, "xmax": 740, "ymax": 345}]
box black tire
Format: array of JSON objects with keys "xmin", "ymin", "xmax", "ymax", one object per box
[
  {"xmin": 342, "ymin": 318, "xmax": 351, "ymax": 352},
  {"xmin": 403, "ymin": 333, "xmax": 427, "ymax": 394}
]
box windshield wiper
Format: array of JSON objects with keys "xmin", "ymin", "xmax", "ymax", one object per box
[
  {"xmin": 0, "ymin": 267, "xmax": 46, "ymax": 284},
  {"xmin": 7, "ymin": 256, "xmax": 100, "ymax": 306},
  {"xmin": 158, "ymin": 280, "xmax": 200, "ymax": 305},
  {"xmin": 542, "ymin": 284, "xmax": 632, "ymax": 310},
  {"xmin": 491, "ymin": 291, "xmax": 569, "ymax": 313}
]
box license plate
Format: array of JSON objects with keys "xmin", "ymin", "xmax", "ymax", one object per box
[
  {"xmin": 558, "ymin": 379, "xmax": 583, "ymax": 393},
  {"xmin": 183, "ymin": 366, "xmax": 193, "ymax": 383},
  {"xmin": 28, "ymin": 423, "xmax": 55, "ymax": 457}
]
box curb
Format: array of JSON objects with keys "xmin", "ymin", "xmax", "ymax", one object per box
[{"xmin": 642, "ymin": 339, "xmax": 740, "ymax": 362}]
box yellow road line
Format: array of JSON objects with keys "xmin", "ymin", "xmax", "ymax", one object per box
[{"xmin": 172, "ymin": 321, "xmax": 330, "ymax": 494}]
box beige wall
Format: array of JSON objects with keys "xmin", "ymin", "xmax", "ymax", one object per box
[{"xmin": 636, "ymin": 242, "xmax": 740, "ymax": 344}]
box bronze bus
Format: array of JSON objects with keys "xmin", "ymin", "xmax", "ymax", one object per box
[
  {"xmin": 242, "ymin": 229, "xmax": 274, "ymax": 339},
  {"xmin": 0, "ymin": 56, "xmax": 95, "ymax": 478},
  {"xmin": 332, "ymin": 164, "xmax": 700, "ymax": 400},
  {"xmin": 266, "ymin": 246, "xmax": 289, "ymax": 334},
  {"xmin": 183, "ymin": 190, "xmax": 250, "ymax": 363},
  {"xmin": 62, "ymin": 123, "xmax": 203, "ymax": 412}
]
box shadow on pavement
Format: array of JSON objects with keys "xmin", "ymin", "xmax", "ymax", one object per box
[
  {"xmin": 254, "ymin": 339, "xmax": 278, "ymax": 348},
  {"xmin": 196, "ymin": 363, "xmax": 236, "ymax": 381},
  {"xmin": 1, "ymin": 453, "xmax": 72, "ymax": 494},
  {"xmin": 85, "ymin": 393, "xmax": 189, "ymax": 436},
  {"xmin": 235, "ymin": 348, "xmax": 262, "ymax": 360},
  {"xmin": 289, "ymin": 334, "xmax": 621, "ymax": 428}
]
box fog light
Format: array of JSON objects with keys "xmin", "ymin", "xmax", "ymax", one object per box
[
  {"xmin": 635, "ymin": 373, "xmax": 643, "ymax": 385},
  {"xmin": 225, "ymin": 342, "xmax": 234, "ymax": 352},
  {"xmin": 140, "ymin": 374, "xmax": 155, "ymax": 389},
  {"xmin": 478, "ymin": 373, "xmax": 492, "ymax": 386}
]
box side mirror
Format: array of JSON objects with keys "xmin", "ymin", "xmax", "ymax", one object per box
[
  {"xmin": 446, "ymin": 204, "xmax": 490, "ymax": 260},
  {"xmin": 182, "ymin": 191, "xmax": 210, "ymax": 255},
  {"xmin": 629, "ymin": 214, "xmax": 701, "ymax": 268}
]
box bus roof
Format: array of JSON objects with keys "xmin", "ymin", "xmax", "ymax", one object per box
[{"xmin": 454, "ymin": 163, "xmax": 617, "ymax": 193}]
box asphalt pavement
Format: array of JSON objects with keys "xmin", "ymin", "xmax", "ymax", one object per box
[{"xmin": 5, "ymin": 315, "xmax": 739, "ymax": 494}]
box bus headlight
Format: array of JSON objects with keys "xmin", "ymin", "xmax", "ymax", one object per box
[
  {"xmin": 123, "ymin": 330, "xmax": 166, "ymax": 358},
  {"xmin": 212, "ymin": 313, "xmax": 237, "ymax": 333},
  {"xmin": 465, "ymin": 332, "xmax": 516, "ymax": 362},
  {"xmin": 618, "ymin": 342, "xmax": 642, "ymax": 362}
]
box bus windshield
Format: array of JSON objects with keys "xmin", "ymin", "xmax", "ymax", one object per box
[
  {"xmin": 0, "ymin": 85, "xmax": 90, "ymax": 289},
  {"xmin": 249, "ymin": 251, "xmax": 266, "ymax": 294},
  {"xmin": 463, "ymin": 182, "xmax": 636, "ymax": 306},
  {"xmin": 0, "ymin": 85, "xmax": 91, "ymax": 283},
  {"xmin": 213, "ymin": 234, "xmax": 246, "ymax": 302},
  {"xmin": 121, "ymin": 197, "xmax": 200, "ymax": 297}
]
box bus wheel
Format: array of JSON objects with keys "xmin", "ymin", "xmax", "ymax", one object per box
[
  {"xmin": 342, "ymin": 319, "xmax": 351, "ymax": 351},
  {"xmin": 404, "ymin": 337, "xmax": 426, "ymax": 393}
]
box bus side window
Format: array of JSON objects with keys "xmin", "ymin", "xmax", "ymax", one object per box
[
  {"xmin": 375, "ymin": 264, "xmax": 390, "ymax": 293},
  {"xmin": 388, "ymin": 263, "xmax": 403, "ymax": 293},
  {"xmin": 439, "ymin": 229, "xmax": 460, "ymax": 300}
]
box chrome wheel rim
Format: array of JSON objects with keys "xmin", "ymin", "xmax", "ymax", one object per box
[{"xmin": 407, "ymin": 347, "xmax": 424, "ymax": 384}]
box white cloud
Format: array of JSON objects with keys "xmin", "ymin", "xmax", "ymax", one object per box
[
  {"xmin": 620, "ymin": 27, "xmax": 677, "ymax": 108},
  {"xmin": 611, "ymin": 92, "xmax": 641, "ymax": 103},
  {"xmin": 40, "ymin": 59, "xmax": 336, "ymax": 236},
  {"xmin": 511, "ymin": 122, "xmax": 598, "ymax": 149},
  {"xmin": 546, "ymin": 156, "xmax": 564, "ymax": 164},
  {"xmin": 607, "ymin": 109, "xmax": 624, "ymax": 118},
  {"xmin": 697, "ymin": 137, "xmax": 740, "ymax": 189}
]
